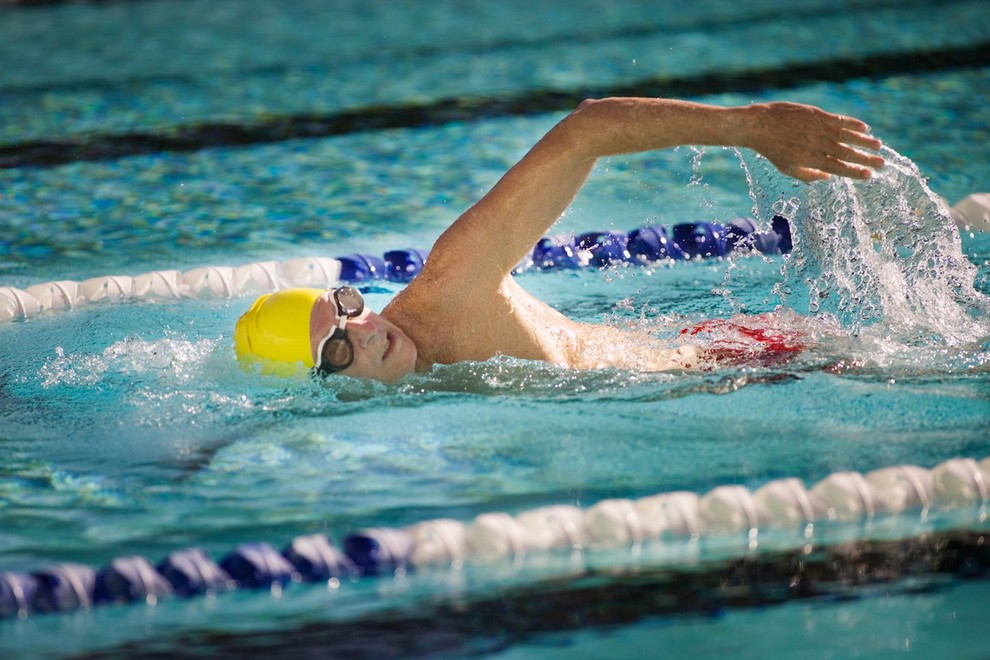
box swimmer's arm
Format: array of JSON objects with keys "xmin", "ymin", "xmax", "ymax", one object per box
[{"xmin": 425, "ymin": 98, "xmax": 884, "ymax": 288}]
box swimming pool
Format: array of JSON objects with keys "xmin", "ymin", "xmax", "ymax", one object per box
[{"xmin": 1, "ymin": 0, "xmax": 989, "ymax": 657}]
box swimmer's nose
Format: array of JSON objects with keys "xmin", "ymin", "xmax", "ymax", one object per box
[{"xmin": 344, "ymin": 312, "xmax": 383, "ymax": 348}]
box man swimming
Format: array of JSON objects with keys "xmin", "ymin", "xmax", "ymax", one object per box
[{"xmin": 234, "ymin": 97, "xmax": 884, "ymax": 383}]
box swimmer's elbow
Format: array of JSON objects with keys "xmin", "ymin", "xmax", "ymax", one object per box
[
  {"xmin": 556, "ymin": 99, "xmax": 617, "ymax": 160},
  {"xmin": 574, "ymin": 98, "xmax": 604, "ymax": 112},
  {"xmin": 570, "ymin": 98, "xmax": 614, "ymax": 125}
]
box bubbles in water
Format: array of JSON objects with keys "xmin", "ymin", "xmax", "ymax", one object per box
[
  {"xmin": 38, "ymin": 335, "xmax": 220, "ymax": 388},
  {"xmin": 38, "ymin": 346, "xmax": 109, "ymax": 387},
  {"xmin": 32, "ymin": 334, "xmax": 269, "ymax": 438},
  {"xmin": 689, "ymin": 146, "xmax": 706, "ymax": 187}
]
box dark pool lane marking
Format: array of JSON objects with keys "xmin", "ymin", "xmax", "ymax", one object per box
[
  {"xmin": 0, "ymin": 0, "xmax": 955, "ymax": 97},
  {"xmin": 2, "ymin": 41, "xmax": 988, "ymax": 170},
  {"xmin": 82, "ymin": 530, "xmax": 989, "ymax": 659}
]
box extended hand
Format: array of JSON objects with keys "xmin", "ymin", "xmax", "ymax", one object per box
[{"xmin": 745, "ymin": 102, "xmax": 884, "ymax": 183}]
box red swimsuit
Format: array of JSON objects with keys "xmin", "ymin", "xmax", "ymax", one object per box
[{"xmin": 681, "ymin": 315, "xmax": 807, "ymax": 364}]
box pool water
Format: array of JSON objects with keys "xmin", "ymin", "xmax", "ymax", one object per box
[{"xmin": 1, "ymin": 1, "xmax": 989, "ymax": 657}]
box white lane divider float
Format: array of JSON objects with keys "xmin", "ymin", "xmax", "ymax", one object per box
[
  {"xmin": 0, "ymin": 257, "xmax": 343, "ymax": 322},
  {"xmin": 387, "ymin": 456, "xmax": 990, "ymax": 568}
]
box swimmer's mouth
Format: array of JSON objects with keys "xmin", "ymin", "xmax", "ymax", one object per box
[{"xmin": 383, "ymin": 331, "xmax": 394, "ymax": 361}]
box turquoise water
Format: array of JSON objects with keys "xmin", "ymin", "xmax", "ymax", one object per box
[{"xmin": 2, "ymin": 1, "xmax": 990, "ymax": 657}]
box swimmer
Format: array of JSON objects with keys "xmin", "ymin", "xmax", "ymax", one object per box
[{"xmin": 235, "ymin": 98, "xmax": 884, "ymax": 383}]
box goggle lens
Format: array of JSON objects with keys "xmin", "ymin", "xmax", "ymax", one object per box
[
  {"xmin": 321, "ymin": 336, "xmax": 354, "ymax": 370},
  {"xmin": 315, "ymin": 286, "xmax": 365, "ymax": 374},
  {"xmin": 335, "ymin": 286, "xmax": 364, "ymax": 318}
]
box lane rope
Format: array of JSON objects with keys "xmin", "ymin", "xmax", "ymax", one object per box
[
  {"xmin": 6, "ymin": 190, "xmax": 986, "ymax": 324},
  {"xmin": 1, "ymin": 455, "xmax": 987, "ymax": 620},
  {"xmin": 1, "ymin": 215, "xmax": 794, "ymax": 322}
]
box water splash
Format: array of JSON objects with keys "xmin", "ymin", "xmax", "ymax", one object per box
[
  {"xmin": 38, "ymin": 336, "xmax": 220, "ymax": 389},
  {"xmin": 739, "ymin": 145, "xmax": 990, "ymax": 348},
  {"xmin": 32, "ymin": 335, "xmax": 263, "ymax": 438}
]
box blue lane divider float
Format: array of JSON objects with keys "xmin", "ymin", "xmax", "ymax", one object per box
[
  {"xmin": 0, "ymin": 571, "xmax": 38, "ymax": 619},
  {"xmin": 219, "ymin": 542, "xmax": 297, "ymax": 590},
  {"xmin": 283, "ymin": 534, "xmax": 359, "ymax": 582},
  {"xmin": 337, "ymin": 253, "xmax": 387, "ymax": 283},
  {"xmin": 157, "ymin": 547, "xmax": 233, "ymax": 597},
  {"xmin": 31, "ymin": 563, "xmax": 96, "ymax": 613},
  {"xmin": 343, "ymin": 527, "xmax": 414, "ymax": 576},
  {"xmin": 530, "ymin": 216, "xmax": 790, "ymax": 270},
  {"xmin": 341, "ymin": 216, "xmax": 792, "ymax": 282},
  {"xmin": 95, "ymin": 556, "xmax": 173, "ymax": 605},
  {"xmin": 1, "ymin": 455, "xmax": 988, "ymax": 621},
  {"xmin": 337, "ymin": 248, "xmax": 430, "ymax": 283}
]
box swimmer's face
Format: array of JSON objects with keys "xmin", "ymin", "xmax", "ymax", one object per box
[{"xmin": 309, "ymin": 289, "xmax": 417, "ymax": 384}]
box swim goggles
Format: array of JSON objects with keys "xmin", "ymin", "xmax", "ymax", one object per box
[{"xmin": 314, "ymin": 286, "xmax": 365, "ymax": 375}]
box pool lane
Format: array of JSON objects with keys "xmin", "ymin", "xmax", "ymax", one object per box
[{"xmin": 2, "ymin": 41, "xmax": 989, "ymax": 170}]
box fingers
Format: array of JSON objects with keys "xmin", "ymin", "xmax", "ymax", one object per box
[
  {"xmin": 830, "ymin": 141, "xmax": 885, "ymax": 170},
  {"xmin": 822, "ymin": 155, "xmax": 875, "ymax": 180},
  {"xmin": 790, "ymin": 149, "xmax": 876, "ymax": 183},
  {"xmin": 793, "ymin": 151, "xmax": 874, "ymax": 182},
  {"xmin": 835, "ymin": 113, "xmax": 870, "ymax": 134},
  {"xmin": 782, "ymin": 150, "xmax": 880, "ymax": 183},
  {"xmin": 761, "ymin": 104, "xmax": 885, "ymax": 182},
  {"xmin": 820, "ymin": 114, "xmax": 885, "ymax": 178},
  {"xmin": 839, "ymin": 127, "xmax": 883, "ymax": 152},
  {"xmin": 829, "ymin": 112, "xmax": 883, "ymax": 154},
  {"xmin": 790, "ymin": 166, "xmax": 830, "ymax": 184}
]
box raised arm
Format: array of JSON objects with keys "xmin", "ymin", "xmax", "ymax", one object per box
[{"xmin": 421, "ymin": 98, "xmax": 883, "ymax": 291}]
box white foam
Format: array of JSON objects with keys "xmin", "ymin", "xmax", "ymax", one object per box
[{"xmin": 742, "ymin": 147, "xmax": 990, "ymax": 346}]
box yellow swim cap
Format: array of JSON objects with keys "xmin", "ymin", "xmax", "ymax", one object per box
[{"xmin": 234, "ymin": 288, "xmax": 325, "ymax": 374}]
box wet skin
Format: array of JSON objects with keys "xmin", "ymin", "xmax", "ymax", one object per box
[
  {"xmin": 309, "ymin": 99, "xmax": 884, "ymax": 384},
  {"xmin": 309, "ymin": 290, "xmax": 418, "ymax": 384}
]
